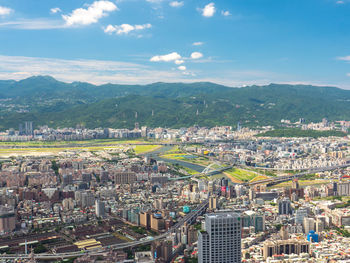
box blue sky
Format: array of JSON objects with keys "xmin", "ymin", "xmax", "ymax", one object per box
[{"xmin": 1, "ymin": 0, "xmax": 350, "ymax": 88}]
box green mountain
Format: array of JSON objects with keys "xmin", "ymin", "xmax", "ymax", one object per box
[{"xmin": 0, "ymin": 76, "xmax": 349, "ymax": 130}]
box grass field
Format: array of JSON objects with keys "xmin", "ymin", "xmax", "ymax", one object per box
[
  {"xmin": 249, "ymin": 168, "xmax": 277, "ymax": 177},
  {"xmin": 0, "ymin": 138, "xmax": 164, "ymax": 148},
  {"xmin": 270, "ymin": 179, "xmax": 331, "ymax": 188},
  {"xmin": 161, "ymin": 153, "xmax": 210, "ymax": 166},
  {"xmin": 249, "ymin": 175, "xmax": 270, "ymax": 182},
  {"xmin": 0, "ymin": 145, "xmax": 130, "ymax": 157},
  {"xmin": 209, "ymin": 172, "xmax": 239, "ymax": 183},
  {"xmin": 313, "ymin": 196, "xmax": 350, "ymax": 202},
  {"xmin": 133, "ymin": 145, "xmax": 162, "ymax": 154},
  {"xmin": 0, "ymin": 144, "xmax": 162, "ymax": 157},
  {"xmin": 182, "ymin": 166, "xmax": 199, "ymax": 175},
  {"xmin": 0, "ymin": 139, "xmax": 164, "ymax": 157},
  {"xmin": 224, "ymin": 168, "xmax": 259, "ymax": 182},
  {"xmin": 165, "ymin": 145, "xmax": 181, "ymax": 153}
]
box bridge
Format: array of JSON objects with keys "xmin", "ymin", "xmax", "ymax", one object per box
[
  {"xmin": 245, "ymin": 163, "xmax": 350, "ymax": 186},
  {"xmin": 170, "ymin": 163, "xmax": 233, "ymax": 181}
]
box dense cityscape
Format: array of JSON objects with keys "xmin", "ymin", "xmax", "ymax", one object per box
[
  {"xmin": 2, "ymin": 0, "xmax": 350, "ymax": 262},
  {"xmin": 0, "ymin": 118, "xmax": 348, "ymax": 262}
]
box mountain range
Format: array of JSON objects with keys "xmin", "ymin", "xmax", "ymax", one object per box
[{"xmin": 0, "ymin": 76, "xmax": 349, "ymax": 130}]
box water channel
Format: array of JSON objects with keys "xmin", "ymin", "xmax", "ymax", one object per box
[{"xmin": 144, "ymin": 145, "xmax": 206, "ymax": 173}]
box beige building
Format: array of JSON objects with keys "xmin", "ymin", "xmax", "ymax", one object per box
[
  {"xmin": 263, "ymin": 239, "xmax": 310, "ymax": 260},
  {"xmin": 303, "ymin": 217, "xmax": 315, "ymax": 234},
  {"xmin": 0, "ymin": 205, "xmax": 15, "ymax": 233},
  {"xmin": 331, "ymin": 209, "xmax": 350, "ymax": 227},
  {"xmin": 114, "ymin": 172, "xmax": 137, "ymax": 184},
  {"xmin": 209, "ymin": 197, "xmax": 218, "ymax": 210},
  {"xmin": 151, "ymin": 215, "xmax": 165, "ymax": 231},
  {"xmin": 140, "ymin": 211, "xmax": 151, "ymax": 229}
]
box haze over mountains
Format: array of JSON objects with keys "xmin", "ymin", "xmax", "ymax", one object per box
[{"xmin": 0, "ymin": 76, "xmax": 349, "ymax": 130}]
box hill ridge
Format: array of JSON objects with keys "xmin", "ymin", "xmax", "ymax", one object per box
[{"xmin": 0, "ymin": 76, "xmax": 348, "ymax": 130}]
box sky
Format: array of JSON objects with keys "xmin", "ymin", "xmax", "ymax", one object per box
[{"xmin": 1, "ymin": 0, "xmax": 350, "ymax": 88}]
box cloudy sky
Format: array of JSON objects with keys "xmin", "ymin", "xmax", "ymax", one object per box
[{"xmin": 1, "ymin": 0, "xmax": 350, "ymax": 88}]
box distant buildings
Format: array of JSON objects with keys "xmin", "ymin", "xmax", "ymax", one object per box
[
  {"xmin": 151, "ymin": 240, "xmax": 172, "ymax": 263},
  {"xmin": 198, "ymin": 212, "xmax": 241, "ymax": 263},
  {"xmin": 208, "ymin": 197, "xmax": 218, "ymax": 210},
  {"xmin": 335, "ymin": 181, "xmax": 350, "ymax": 196},
  {"xmin": 278, "ymin": 197, "xmax": 293, "ymax": 215},
  {"xmin": 114, "ymin": 172, "xmax": 137, "ymax": 185},
  {"xmin": 242, "ymin": 210, "xmax": 265, "ymax": 232},
  {"xmin": 303, "ymin": 218, "xmax": 315, "ymax": 234},
  {"xmin": 0, "ymin": 205, "xmax": 15, "ymax": 233},
  {"xmin": 263, "ymin": 239, "xmax": 310, "ymax": 260},
  {"xmin": 295, "ymin": 208, "xmax": 308, "ymax": 225},
  {"xmin": 95, "ymin": 200, "xmax": 105, "ymax": 218},
  {"xmin": 19, "ymin": 121, "xmax": 33, "ymax": 136},
  {"xmin": 76, "ymin": 191, "xmax": 94, "ymax": 208}
]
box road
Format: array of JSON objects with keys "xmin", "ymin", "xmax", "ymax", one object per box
[{"xmin": 247, "ymin": 163, "xmax": 350, "ymax": 186}]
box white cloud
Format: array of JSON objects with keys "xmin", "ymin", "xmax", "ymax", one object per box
[
  {"xmin": 50, "ymin": 7, "xmax": 62, "ymax": 14},
  {"xmin": 0, "ymin": 54, "xmax": 195, "ymax": 85},
  {"xmin": 104, "ymin": 23, "xmax": 151, "ymax": 35},
  {"xmin": 104, "ymin": 24, "xmax": 116, "ymax": 33},
  {"xmin": 221, "ymin": 10, "xmax": 231, "ymax": 16},
  {"xmin": 347, "ymin": 73, "xmax": 350, "ymax": 77},
  {"xmin": 0, "ymin": 19, "xmax": 65, "ymax": 30},
  {"xmin": 0, "ymin": 54, "xmax": 344, "ymax": 88},
  {"xmin": 150, "ymin": 52, "xmax": 181, "ymax": 62},
  {"xmin": 169, "ymin": 1, "xmax": 184, "ymax": 7},
  {"xmin": 337, "ymin": 55, "xmax": 350, "ymax": 61},
  {"xmin": 191, "ymin": 52, "xmax": 203, "ymax": 59},
  {"xmin": 178, "ymin": 65, "xmax": 186, "ymax": 71},
  {"xmin": 336, "ymin": 0, "xmax": 345, "ymax": 4},
  {"xmin": 201, "ymin": 3, "xmax": 215, "ymax": 17},
  {"xmin": 192, "ymin": 42, "xmax": 203, "ymax": 46},
  {"xmin": 0, "ymin": 6, "xmax": 13, "ymax": 16},
  {"xmin": 175, "ymin": 59, "xmax": 184, "ymax": 65},
  {"xmin": 62, "ymin": 1, "xmax": 118, "ymax": 27}
]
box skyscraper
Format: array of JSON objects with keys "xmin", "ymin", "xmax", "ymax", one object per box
[
  {"xmin": 0, "ymin": 206, "xmax": 16, "ymax": 233},
  {"xmin": 278, "ymin": 197, "xmax": 293, "ymax": 215},
  {"xmin": 237, "ymin": 121, "xmax": 241, "ymax": 132},
  {"xmin": 295, "ymin": 208, "xmax": 308, "ymax": 225},
  {"xmin": 24, "ymin": 121, "xmax": 33, "ymax": 136},
  {"xmin": 198, "ymin": 212, "xmax": 241, "ymax": 263},
  {"xmin": 95, "ymin": 200, "xmax": 105, "ymax": 218},
  {"xmin": 81, "ymin": 191, "xmax": 95, "ymax": 208},
  {"xmin": 303, "ymin": 217, "xmax": 315, "ymax": 234}
]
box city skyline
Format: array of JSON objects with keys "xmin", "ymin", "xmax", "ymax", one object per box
[
  {"xmin": 0, "ymin": 0, "xmax": 350, "ymax": 88},
  {"xmin": 1, "ymin": 1, "xmax": 350, "ymax": 262}
]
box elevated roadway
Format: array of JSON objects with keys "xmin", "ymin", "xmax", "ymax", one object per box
[{"xmin": 246, "ymin": 163, "xmax": 350, "ymax": 186}]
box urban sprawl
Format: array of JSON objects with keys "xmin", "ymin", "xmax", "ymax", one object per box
[{"xmin": 0, "ymin": 119, "xmax": 350, "ymax": 263}]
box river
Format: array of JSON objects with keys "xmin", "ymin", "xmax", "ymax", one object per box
[{"xmin": 144, "ymin": 145, "xmax": 206, "ymax": 173}]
